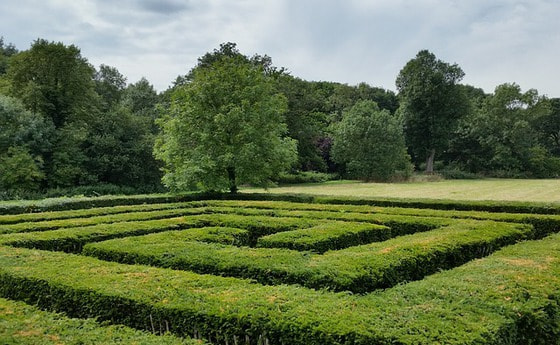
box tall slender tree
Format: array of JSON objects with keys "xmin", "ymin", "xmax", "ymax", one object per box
[{"xmin": 396, "ymin": 50, "xmax": 467, "ymax": 173}]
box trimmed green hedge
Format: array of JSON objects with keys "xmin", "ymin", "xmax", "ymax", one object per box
[
  {"xmin": 0, "ymin": 217, "xmax": 207, "ymax": 252},
  {"xmin": 0, "ymin": 297, "xmax": 201, "ymax": 344},
  {"xmin": 3, "ymin": 232, "xmax": 560, "ymax": 344},
  {"xmin": 313, "ymin": 194, "xmax": 560, "ymax": 214},
  {"xmin": 0, "ymin": 194, "xmax": 183, "ymax": 215},
  {"xmin": 0, "ymin": 206, "xmax": 213, "ymax": 235},
  {"xmin": 0, "ymin": 214, "xmax": 319, "ymax": 252},
  {"xmin": 203, "ymin": 200, "xmax": 560, "ymax": 239},
  {"xmin": 210, "ymin": 206, "xmax": 449, "ymax": 236},
  {"xmin": 0, "ymin": 192, "xmax": 314, "ymax": 215},
  {"xmin": 3, "ymin": 191, "xmax": 558, "ymax": 216},
  {"xmin": 84, "ymin": 220, "xmax": 532, "ymax": 292},
  {"xmin": 256, "ymin": 222, "xmax": 390, "ymax": 253},
  {"xmin": 0, "ymin": 202, "xmax": 192, "ymax": 225}
]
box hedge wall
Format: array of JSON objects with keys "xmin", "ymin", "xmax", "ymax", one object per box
[
  {"xmin": 83, "ymin": 220, "xmax": 532, "ymax": 292},
  {"xmin": 0, "ymin": 297, "xmax": 201, "ymax": 344},
  {"xmin": 2, "ymin": 232, "xmax": 560, "ymax": 344}
]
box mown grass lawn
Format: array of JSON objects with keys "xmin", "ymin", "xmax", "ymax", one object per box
[{"xmin": 245, "ymin": 178, "xmax": 560, "ymax": 203}]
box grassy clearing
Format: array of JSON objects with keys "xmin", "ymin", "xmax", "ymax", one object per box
[{"xmin": 245, "ymin": 179, "xmax": 560, "ymax": 203}]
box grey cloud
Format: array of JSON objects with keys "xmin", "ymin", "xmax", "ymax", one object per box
[
  {"xmin": 1, "ymin": 0, "xmax": 559, "ymax": 95},
  {"xmin": 138, "ymin": 0, "xmax": 191, "ymax": 15}
]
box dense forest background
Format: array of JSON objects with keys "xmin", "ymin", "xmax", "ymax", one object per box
[{"xmin": 0, "ymin": 37, "xmax": 559, "ymax": 199}]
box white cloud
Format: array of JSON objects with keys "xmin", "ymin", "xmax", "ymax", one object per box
[{"xmin": 1, "ymin": 0, "xmax": 558, "ymax": 96}]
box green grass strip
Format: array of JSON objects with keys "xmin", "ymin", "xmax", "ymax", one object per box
[
  {"xmin": 256, "ymin": 222, "xmax": 390, "ymax": 253},
  {"xmin": 2, "ymin": 232, "xmax": 560, "ymax": 344},
  {"xmin": 84, "ymin": 220, "xmax": 532, "ymax": 292},
  {"xmin": 0, "ymin": 297, "xmax": 202, "ymax": 345}
]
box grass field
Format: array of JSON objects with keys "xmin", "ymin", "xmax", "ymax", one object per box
[{"xmin": 246, "ymin": 178, "xmax": 560, "ymax": 203}]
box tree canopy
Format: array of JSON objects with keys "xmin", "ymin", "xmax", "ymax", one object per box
[
  {"xmin": 1, "ymin": 37, "xmax": 559, "ymax": 199},
  {"xmin": 155, "ymin": 44, "xmax": 297, "ymax": 193},
  {"xmin": 396, "ymin": 50, "xmax": 468, "ymax": 173},
  {"xmin": 331, "ymin": 100, "xmax": 412, "ymax": 181}
]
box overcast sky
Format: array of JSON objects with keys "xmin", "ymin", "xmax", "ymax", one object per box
[{"xmin": 1, "ymin": 0, "xmax": 559, "ymax": 96}]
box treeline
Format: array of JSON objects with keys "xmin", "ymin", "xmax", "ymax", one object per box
[{"xmin": 0, "ymin": 38, "xmax": 559, "ymax": 199}]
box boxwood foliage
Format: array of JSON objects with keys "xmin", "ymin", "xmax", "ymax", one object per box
[
  {"xmin": 2, "ymin": 233, "xmax": 560, "ymax": 344},
  {"xmin": 0, "ymin": 214, "xmax": 319, "ymax": 252},
  {"xmin": 2, "ymin": 191, "xmax": 559, "ymax": 215},
  {"xmin": 0, "ymin": 217, "xmax": 207, "ymax": 252},
  {"xmin": 0, "ymin": 297, "xmax": 202, "ymax": 345},
  {"xmin": 200, "ymin": 199, "xmax": 560, "ymax": 239},
  {"xmin": 0, "ymin": 206, "xmax": 214, "ymax": 234},
  {"xmin": 256, "ymin": 222, "xmax": 391, "ymax": 253},
  {"xmin": 0, "ymin": 202, "xmax": 192, "ymax": 225},
  {"xmin": 83, "ymin": 220, "xmax": 532, "ymax": 293},
  {"xmin": 4, "ymin": 198, "xmax": 558, "ymax": 243}
]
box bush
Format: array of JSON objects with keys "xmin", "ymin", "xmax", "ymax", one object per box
[
  {"xmin": 0, "ymin": 205, "xmax": 210, "ymax": 234},
  {"xmin": 0, "ymin": 297, "xmax": 199, "ymax": 344},
  {"xmin": 331, "ymin": 100, "xmax": 413, "ymax": 182},
  {"xmin": 256, "ymin": 222, "xmax": 390, "ymax": 253},
  {"xmin": 0, "ymin": 146, "xmax": 44, "ymax": 194},
  {"xmin": 3, "ymin": 232, "xmax": 560, "ymax": 344},
  {"xmin": 83, "ymin": 219, "xmax": 531, "ymax": 293},
  {"xmin": 439, "ymin": 166, "xmax": 481, "ymax": 179},
  {"xmin": 528, "ymin": 146, "xmax": 560, "ymax": 178},
  {"xmin": 0, "ymin": 213, "xmax": 319, "ymax": 252},
  {"xmin": 0, "ymin": 216, "xmax": 208, "ymax": 252},
  {"xmin": 0, "ymin": 201, "xmax": 190, "ymax": 225},
  {"xmin": 274, "ymin": 171, "xmax": 336, "ymax": 184}
]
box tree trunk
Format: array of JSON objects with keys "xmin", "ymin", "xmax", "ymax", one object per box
[
  {"xmin": 425, "ymin": 149, "xmax": 436, "ymax": 174},
  {"xmin": 227, "ymin": 167, "xmax": 238, "ymax": 194}
]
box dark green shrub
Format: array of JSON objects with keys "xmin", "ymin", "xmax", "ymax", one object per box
[
  {"xmin": 256, "ymin": 222, "xmax": 390, "ymax": 253},
  {"xmin": 0, "ymin": 297, "xmax": 200, "ymax": 344},
  {"xmin": 3, "ymin": 233, "xmax": 560, "ymax": 344},
  {"xmin": 274, "ymin": 171, "xmax": 336, "ymax": 184},
  {"xmin": 83, "ymin": 220, "xmax": 531, "ymax": 293}
]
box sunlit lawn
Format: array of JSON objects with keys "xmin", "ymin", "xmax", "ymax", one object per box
[{"xmin": 245, "ymin": 178, "xmax": 560, "ymax": 203}]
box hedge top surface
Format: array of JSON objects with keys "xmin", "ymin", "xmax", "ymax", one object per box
[
  {"xmin": 2, "ymin": 190, "xmax": 560, "ymax": 215},
  {"xmin": 0, "ymin": 297, "xmax": 202, "ymax": 345},
  {"xmin": 2, "ymin": 230, "xmax": 560, "ymax": 344}
]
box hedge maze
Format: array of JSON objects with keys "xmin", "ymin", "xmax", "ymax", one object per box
[{"xmin": 1, "ymin": 195, "xmax": 560, "ymax": 344}]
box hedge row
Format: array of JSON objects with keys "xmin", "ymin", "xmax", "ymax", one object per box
[
  {"xmin": 203, "ymin": 200, "xmax": 560, "ymax": 239},
  {"xmin": 83, "ymin": 220, "xmax": 532, "ymax": 292},
  {"xmin": 0, "ymin": 192, "xmax": 314, "ymax": 215},
  {"xmin": 160, "ymin": 226, "xmax": 251, "ymax": 246},
  {"xmin": 0, "ymin": 202, "xmax": 192, "ymax": 225},
  {"xmin": 313, "ymin": 194, "xmax": 560, "ymax": 214},
  {"xmin": 0, "ymin": 206, "xmax": 213, "ymax": 235},
  {"xmin": 0, "ymin": 214, "xmax": 319, "ymax": 252},
  {"xmin": 256, "ymin": 222, "xmax": 390, "ymax": 253},
  {"xmin": 2, "ymin": 191, "xmax": 558, "ymax": 216},
  {"xmin": 2, "ymin": 232, "xmax": 560, "ymax": 344},
  {"xmin": 0, "ymin": 194, "xmax": 181, "ymax": 215},
  {"xmin": 0, "ymin": 217, "xmax": 206, "ymax": 252},
  {"xmin": 211, "ymin": 206, "xmax": 450, "ymax": 236},
  {"xmin": 0, "ymin": 297, "xmax": 201, "ymax": 345}
]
